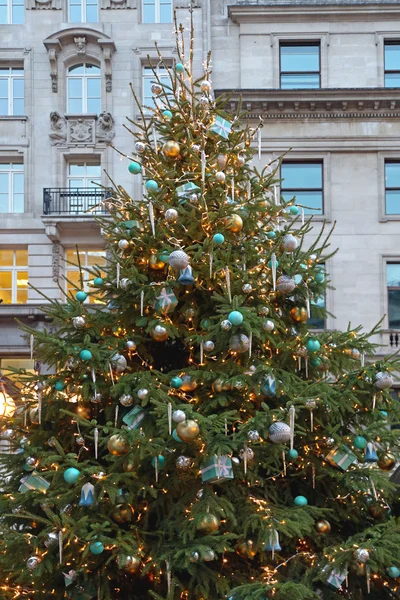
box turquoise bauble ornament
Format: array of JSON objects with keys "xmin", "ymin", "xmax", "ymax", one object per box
[
  {"xmin": 76, "ymin": 291, "xmax": 87, "ymax": 302},
  {"xmin": 90, "ymin": 541, "xmax": 104, "ymax": 555},
  {"xmin": 162, "ymin": 110, "xmax": 173, "ymax": 120},
  {"xmin": 128, "ymin": 161, "xmax": 141, "ymax": 175},
  {"xmin": 201, "ymin": 318, "xmax": 211, "ymax": 329},
  {"xmin": 294, "ymin": 495, "xmax": 308, "ymax": 507},
  {"xmin": 354, "ymin": 436, "xmax": 367, "ymax": 450},
  {"xmin": 170, "ymin": 376, "xmax": 183, "ymax": 389},
  {"xmin": 379, "ymin": 410, "xmax": 388, "ymax": 419},
  {"xmin": 268, "ymin": 258, "xmax": 279, "ymax": 268},
  {"xmin": 228, "ymin": 311, "xmax": 243, "ymax": 326},
  {"xmin": 151, "ymin": 455, "xmax": 165, "ymax": 468},
  {"xmin": 388, "ymin": 566, "xmax": 400, "ymax": 578},
  {"xmin": 172, "ymin": 429, "xmax": 184, "ymax": 442},
  {"xmin": 311, "ymin": 357, "xmax": 321, "ymax": 367},
  {"xmin": 314, "ymin": 271, "xmax": 325, "ymax": 283},
  {"xmin": 288, "ymin": 449, "xmax": 299, "ymax": 460},
  {"xmin": 267, "ymin": 231, "xmax": 276, "ymax": 239},
  {"xmin": 63, "ymin": 467, "xmax": 80, "ymax": 484},
  {"xmin": 306, "ymin": 338, "xmax": 320, "ymax": 353},
  {"xmin": 93, "ymin": 277, "xmax": 103, "ymax": 287},
  {"xmin": 213, "ymin": 233, "xmax": 225, "ymax": 245},
  {"xmin": 175, "ymin": 63, "xmax": 184, "ymax": 73},
  {"xmin": 145, "ymin": 180, "xmax": 159, "ymax": 192},
  {"xmin": 80, "ymin": 349, "xmax": 92, "ymax": 361},
  {"xmin": 289, "ymin": 205, "xmax": 300, "ymax": 215},
  {"xmin": 54, "ymin": 380, "xmax": 65, "ymax": 391}
]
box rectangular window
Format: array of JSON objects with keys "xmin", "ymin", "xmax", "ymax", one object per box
[
  {"xmin": 0, "ymin": 249, "xmax": 28, "ymax": 304},
  {"xmin": 69, "ymin": 0, "xmax": 98, "ymax": 22},
  {"xmin": 143, "ymin": 0, "xmax": 172, "ymax": 23},
  {"xmin": 385, "ymin": 160, "xmax": 400, "ymax": 214},
  {"xmin": 0, "ymin": 67, "xmax": 24, "ymax": 115},
  {"xmin": 281, "ymin": 161, "xmax": 323, "ymax": 215},
  {"xmin": 308, "ymin": 263, "xmax": 326, "ymax": 329},
  {"xmin": 65, "ymin": 248, "xmax": 106, "ymax": 304},
  {"xmin": 67, "ymin": 161, "xmax": 101, "ymax": 213},
  {"xmin": 387, "ymin": 263, "xmax": 400, "ymax": 329},
  {"xmin": 280, "ymin": 43, "xmax": 320, "ymax": 89},
  {"xmin": 384, "ymin": 42, "xmax": 400, "ymax": 88},
  {"xmin": 142, "ymin": 66, "xmax": 171, "ymax": 112},
  {"xmin": 0, "ymin": 0, "xmax": 23, "ymax": 24},
  {"xmin": 0, "ymin": 163, "xmax": 24, "ymax": 213}
]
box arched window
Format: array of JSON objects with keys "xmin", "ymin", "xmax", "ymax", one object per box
[{"xmin": 67, "ymin": 63, "xmax": 101, "ymax": 114}]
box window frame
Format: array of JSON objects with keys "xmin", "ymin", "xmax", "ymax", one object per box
[
  {"xmin": 0, "ymin": 249, "xmax": 28, "ymax": 305},
  {"xmin": 0, "ymin": 162, "xmax": 24, "ymax": 213},
  {"xmin": 142, "ymin": 65, "xmax": 171, "ymax": 112},
  {"xmin": 384, "ymin": 159, "xmax": 400, "ymax": 216},
  {"xmin": 280, "ymin": 159, "xmax": 324, "ymax": 217},
  {"xmin": 385, "ymin": 261, "xmax": 400, "ymax": 330},
  {"xmin": 66, "ymin": 63, "xmax": 101, "ymax": 115},
  {"xmin": 68, "ymin": 0, "xmax": 98, "ymax": 23},
  {"xmin": 279, "ymin": 41, "xmax": 321, "ymax": 90},
  {"xmin": 142, "ymin": 0, "xmax": 172, "ymax": 24},
  {"xmin": 0, "ymin": 67, "xmax": 24, "ymax": 116},
  {"xmin": 384, "ymin": 40, "xmax": 400, "ymax": 88},
  {"xmin": 64, "ymin": 248, "xmax": 106, "ymax": 304},
  {"xmin": 0, "ymin": 0, "xmax": 24, "ymax": 25}
]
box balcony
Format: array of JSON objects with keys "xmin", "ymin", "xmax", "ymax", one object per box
[{"xmin": 43, "ymin": 188, "xmax": 110, "ymax": 216}]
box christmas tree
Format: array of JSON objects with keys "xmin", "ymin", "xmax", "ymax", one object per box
[{"xmin": 1, "ymin": 14, "xmax": 400, "ymax": 600}]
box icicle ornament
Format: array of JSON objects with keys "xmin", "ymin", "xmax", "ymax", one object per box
[
  {"xmin": 225, "ymin": 266, "xmax": 232, "ymax": 303},
  {"xmin": 58, "ymin": 530, "xmax": 63, "ymax": 565},
  {"xmin": 149, "ymin": 202, "xmax": 155, "ymax": 236},
  {"xmin": 168, "ymin": 402, "xmax": 172, "ymax": 435},
  {"xmin": 94, "ymin": 427, "xmax": 99, "ymax": 459},
  {"xmin": 271, "ymin": 253, "xmax": 277, "ymax": 292}
]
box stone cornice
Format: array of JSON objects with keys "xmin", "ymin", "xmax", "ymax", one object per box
[
  {"xmin": 214, "ymin": 87, "xmax": 400, "ymax": 119},
  {"xmin": 228, "ymin": 3, "xmax": 400, "ymax": 22}
]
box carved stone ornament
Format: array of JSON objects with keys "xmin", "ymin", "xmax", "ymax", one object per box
[
  {"xmin": 69, "ymin": 119, "xmax": 94, "ymax": 143},
  {"xmin": 52, "ymin": 242, "xmax": 61, "ymax": 282},
  {"xmin": 101, "ymin": 0, "xmax": 136, "ymax": 9},
  {"xmin": 28, "ymin": 0, "xmax": 61, "ymax": 9},
  {"xmin": 49, "ymin": 111, "xmax": 67, "ymax": 145},
  {"xmin": 49, "ymin": 112, "xmax": 115, "ymax": 146},
  {"xmin": 74, "ymin": 36, "xmax": 87, "ymax": 54},
  {"xmin": 96, "ymin": 112, "xmax": 115, "ymax": 142}
]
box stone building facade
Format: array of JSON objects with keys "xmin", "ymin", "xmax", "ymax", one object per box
[{"xmin": 0, "ymin": 0, "xmax": 399, "ymax": 369}]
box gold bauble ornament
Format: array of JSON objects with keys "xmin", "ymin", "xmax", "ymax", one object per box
[
  {"xmin": 117, "ymin": 554, "xmax": 141, "ymax": 574},
  {"xmin": 236, "ymin": 539, "xmax": 256, "ymax": 558},
  {"xmin": 180, "ymin": 375, "xmax": 197, "ymax": 392},
  {"xmin": 176, "ymin": 419, "xmax": 200, "ymax": 442},
  {"xmin": 369, "ymin": 503, "xmax": 389, "ymax": 520},
  {"xmin": 107, "ymin": 434, "xmax": 130, "ymax": 456},
  {"xmin": 290, "ymin": 306, "xmax": 308, "ymax": 323},
  {"xmin": 197, "ymin": 513, "xmax": 219, "ymax": 534},
  {"xmin": 122, "ymin": 458, "xmax": 135, "ymax": 472},
  {"xmin": 377, "ymin": 452, "xmax": 396, "ymax": 471},
  {"xmin": 315, "ymin": 519, "xmax": 331, "ymax": 534},
  {"xmin": 256, "ymin": 200, "xmax": 269, "ymax": 213},
  {"xmin": 150, "ymin": 325, "xmax": 169, "ymax": 342},
  {"xmin": 162, "ymin": 140, "xmax": 180, "ymax": 159},
  {"xmin": 112, "ymin": 503, "xmax": 134, "ymax": 523},
  {"xmin": 149, "ymin": 254, "xmax": 165, "ymax": 271},
  {"xmin": 225, "ymin": 214, "xmax": 243, "ymax": 233}
]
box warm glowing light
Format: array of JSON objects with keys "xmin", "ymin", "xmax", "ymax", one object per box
[{"xmin": 0, "ymin": 385, "xmax": 16, "ymax": 418}]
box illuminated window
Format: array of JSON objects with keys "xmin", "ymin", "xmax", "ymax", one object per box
[
  {"xmin": 0, "ymin": 67, "xmax": 24, "ymax": 115},
  {"xmin": 0, "ymin": 249, "xmax": 28, "ymax": 304},
  {"xmin": 67, "ymin": 63, "xmax": 101, "ymax": 114},
  {"xmin": 0, "ymin": 0, "xmax": 24, "ymax": 24},
  {"xmin": 0, "ymin": 162, "xmax": 24, "ymax": 213},
  {"xmin": 65, "ymin": 248, "xmax": 106, "ymax": 303},
  {"xmin": 143, "ymin": 0, "xmax": 171, "ymax": 23}
]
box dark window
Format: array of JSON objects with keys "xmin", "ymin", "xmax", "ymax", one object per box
[
  {"xmin": 281, "ymin": 161, "xmax": 323, "ymax": 215},
  {"xmin": 385, "ymin": 160, "xmax": 400, "ymax": 214},
  {"xmin": 387, "ymin": 263, "xmax": 400, "ymax": 329},
  {"xmin": 384, "ymin": 42, "xmax": 400, "ymax": 88},
  {"xmin": 280, "ymin": 43, "xmax": 320, "ymax": 89},
  {"xmin": 308, "ymin": 263, "xmax": 325, "ymax": 329}
]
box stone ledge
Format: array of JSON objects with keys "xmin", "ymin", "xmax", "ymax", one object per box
[
  {"xmin": 228, "ymin": 3, "xmax": 400, "ymax": 22},
  {"xmin": 0, "ymin": 305, "xmax": 47, "ymax": 319}
]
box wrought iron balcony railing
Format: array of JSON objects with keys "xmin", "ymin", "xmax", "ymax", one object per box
[{"xmin": 43, "ymin": 188, "xmax": 111, "ymax": 216}]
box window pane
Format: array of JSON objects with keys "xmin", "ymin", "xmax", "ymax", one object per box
[
  {"xmin": 13, "ymin": 78, "xmax": 24, "ymax": 98},
  {"xmin": 13, "ymin": 98, "xmax": 24, "ymax": 115},
  {"xmin": 66, "ymin": 249, "xmax": 79, "ymax": 263},
  {"xmin": 143, "ymin": 4, "xmax": 155, "ymax": 23},
  {"xmin": 386, "ymin": 162, "xmax": 400, "ymax": 188},
  {"xmin": 0, "ymin": 78, "xmax": 8, "ymax": 98},
  {"xmin": 385, "ymin": 44, "xmax": 400, "ymax": 72},
  {"xmin": 12, "ymin": 3, "xmax": 24, "ymax": 23},
  {"xmin": 0, "ymin": 272, "xmax": 12, "ymax": 288},
  {"xmin": 87, "ymin": 250, "xmax": 106, "ymax": 266},
  {"xmin": 87, "ymin": 97, "xmax": 101, "ymax": 113},
  {"xmin": 385, "ymin": 190, "xmax": 400, "ymax": 214},
  {"xmin": 388, "ymin": 289, "xmax": 400, "ymax": 329},
  {"xmin": 87, "ymin": 78, "xmax": 100, "ymax": 97},
  {"xmin": 280, "ymin": 45, "xmax": 320, "ymax": 72},
  {"xmin": 17, "ymin": 270, "xmax": 28, "ymax": 290},
  {"xmin": 69, "ymin": 64, "xmax": 84, "ymax": 74},
  {"xmin": 160, "ymin": 2, "xmax": 171, "ymax": 22},
  {"xmin": 282, "ymin": 163, "xmax": 322, "ymax": 189},
  {"xmin": 68, "ymin": 178, "xmax": 84, "ymax": 188},
  {"xmin": 15, "ymin": 249, "xmax": 27, "ymax": 266},
  {"xmin": 86, "ymin": 64, "xmax": 100, "ymax": 74},
  {"xmin": 0, "ymin": 289, "xmax": 12, "ymax": 304},
  {"xmin": 385, "ymin": 73, "xmax": 400, "ymax": 87},
  {"xmin": 0, "ymin": 99, "xmax": 8, "ymax": 115},
  {"xmin": 86, "ymin": 164, "xmax": 101, "ymax": 177},
  {"xmin": 13, "ymin": 193, "xmax": 24, "ymax": 212},
  {"xmin": 68, "ymin": 99, "xmax": 83, "ymax": 113},
  {"xmin": 281, "ymin": 73, "xmax": 320, "ymax": 89},
  {"xmin": 13, "ymin": 172, "xmax": 23, "ymax": 193},
  {"xmin": 0, "ymin": 5, "xmax": 7, "ymax": 24},
  {"xmin": 387, "ymin": 263, "xmax": 400, "ymax": 287},
  {"xmin": 0, "ymin": 194, "xmax": 9, "ymax": 212},
  {"xmin": 66, "ymin": 270, "xmax": 81, "ymax": 288},
  {"xmin": 69, "ymin": 164, "xmax": 85, "ymax": 176},
  {"xmin": 68, "ymin": 78, "xmax": 83, "ymax": 97},
  {"xmin": 308, "ymin": 297, "xmax": 325, "ymax": 329},
  {"xmin": 282, "ymin": 191, "xmax": 323, "ymax": 215},
  {"xmin": 0, "ymin": 250, "xmax": 13, "ymax": 266},
  {"xmin": 86, "ymin": 3, "xmax": 97, "ymax": 21}
]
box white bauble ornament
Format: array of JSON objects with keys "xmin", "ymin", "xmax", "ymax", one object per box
[
  {"xmin": 111, "ymin": 353, "xmax": 127, "ymax": 373},
  {"xmin": 120, "ymin": 278, "xmax": 130, "ymax": 290},
  {"xmin": 176, "ymin": 455, "xmax": 192, "ymax": 470},
  {"xmin": 201, "ymin": 80, "xmax": 212, "ymax": 93},
  {"xmin": 135, "ymin": 141, "xmax": 145, "ymax": 153},
  {"xmin": 375, "ymin": 372, "xmax": 394, "ymax": 390},
  {"xmin": 229, "ymin": 334, "xmax": 250, "ymax": 353},
  {"xmin": 165, "ymin": 208, "xmax": 178, "ymax": 223},
  {"xmin": 263, "ymin": 320, "xmax": 274, "ymax": 332},
  {"xmin": 172, "ymin": 409, "xmax": 186, "ymax": 423},
  {"xmin": 126, "ymin": 340, "xmax": 136, "ymax": 351},
  {"xmin": 168, "ymin": 250, "xmax": 189, "ymax": 270},
  {"xmin": 276, "ymin": 275, "xmax": 296, "ymax": 294},
  {"xmin": 215, "ymin": 171, "xmax": 226, "ymax": 183},
  {"xmin": 118, "ymin": 239, "xmax": 130, "ymax": 250},
  {"xmin": 281, "ymin": 234, "xmax": 298, "ymax": 253},
  {"xmin": 221, "ymin": 319, "xmax": 232, "ymax": 331},
  {"xmin": 72, "ymin": 316, "xmax": 86, "ymax": 329},
  {"xmin": 203, "ymin": 340, "xmax": 215, "ymax": 352},
  {"xmin": 137, "ymin": 388, "xmax": 149, "ymax": 400},
  {"xmin": 353, "ymin": 549, "xmax": 370, "ymax": 564},
  {"xmin": 269, "ymin": 422, "xmax": 291, "ymax": 443},
  {"xmin": 242, "ymin": 284, "xmax": 252, "ymax": 294},
  {"xmin": 26, "ymin": 556, "xmax": 41, "ymax": 570}
]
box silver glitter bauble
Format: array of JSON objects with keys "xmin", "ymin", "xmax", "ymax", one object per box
[
  {"xmin": 189, "ymin": 193, "xmax": 199, "ymax": 204},
  {"xmin": 232, "ymin": 456, "xmax": 240, "ymax": 465},
  {"xmin": 229, "ymin": 334, "xmax": 250, "ymax": 353},
  {"xmin": 26, "ymin": 556, "xmax": 41, "ymax": 570},
  {"xmin": 190, "ymin": 551, "xmax": 200, "ymax": 562},
  {"xmin": 120, "ymin": 278, "xmax": 130, "ymax": 290},
  {"xmin": 259, "ymin": 306, "xmax": 269, "ymax": 316},
  {"xmin": 375, "ymin": 372, "xmax": 394, "ymax": 390},
  {"xmin": 72, "ymin": 316, "xmax": 86, "ymax": 329},
  {"xmin": 137, "ymin": 388, "xmax": 149, "ymax": 400},
  {"xmin": 353, "ymin": 549, "xmax": 370, "ymax": 564},
  {"xmin": 120, "ymin": 394, "xmax": 134, "ymax": 407},
  {"xmin": 118, "ymin": 239, "xmax": 130, "ymax": 250},
  {"xmin": 277, "ymin": 275, "xmax": 296, "ymax": 294},
  {"xmin": 199, "ymin": 95, "xmax": 209, "ymax": 105},
  {"xmin": 126, "ymin": 340, "xmax": 136, "ymax": 351},
  {"xmin": 201, "ymin": 80, "xmax": 212, "ymax": 93},
  {"xmin": 221, "ymin": 319, "xmax": 232, "ymax": 331},
  {"xmin": 242, "ymin": 283, "xmax": 252, "ymax": 294},
  {"xmin": 151, "ymin": 82, "xmax": 163, "ymax": 95},
  {"xmin": 248, "ymin": 430, "xmax": 260, "ymax": 442},
  {"xmin": 203, "ymin": 548, "xmax": 215, "ymax": 561},
  {"xmin": 76, "ymin": 435, "xmax": 85, "ymax": 446},
  {"xmin": 111, "ymin": 353, "xmax": 127, "ymax": 373},
  {"xmin": 25, "ymin": 456, "xmax": 37, "ymax": 467},
  {"xmin": 173, "ymin": 409, "xmax": 186, "ymax": 423},
  {"xmin": 239, "ymin": 447, "xmax": 255, "ymax": 461},
  {"xmin": 165, "ymin": 208, "xmax": 178, "ymax": 223},
  {"xmin": 168, "ymin": 250, "xmax": 189, "ymax": 270},
  {"xmin": 192, "ymin": 144, "xmax": 201, "ymax": 153},
  {"xmin": 44, "ymin": 532, "xmax": 59, "ymax": 548},
  {"xmin": 281, "ymin": 234, "xmax": 298, "ymax": 253},
  {"xmin": 269, "ymin": 422, "xmax": 291, "ymax": 443},
  {"xmin": 203, "ymin": 340, "xmax": 215, "ymax": 352},
  {"xmin": 306, "ymin": 399, "xmax": 317, "ymax": 410},
  {"xmin": 215, "ymin": 171, "xmax": 226, "ymax": 183},
  {"xmin": 91, "ymin": 392, "xmax": 102, "ymax": 404},
  {"xmin": 297, "ymin": 346, "xmax": 308, "ymax": 357},
  {"xmin": 135, "ymin": 141, "xmax": 145, "ymax": 153},
  {"xmin": 326, "ymin": 437, "xmax": 335, "ymax": 447},
  {"xmin": 176, "ymin": 455, "xmax": 192, "ymax": 470},
  {"xmin": 263, "ymin": 320, "xmax": 274, "ymax": 333}
]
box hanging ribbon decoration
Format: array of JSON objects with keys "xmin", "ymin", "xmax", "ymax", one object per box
[
  {"xmin": 200, "ymin": 341, "xmax": 204, "ymax": 365},
  {"xmin": 282, "ymin": 450, "xmax": 286, "ymax": 476}
]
